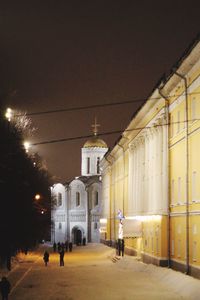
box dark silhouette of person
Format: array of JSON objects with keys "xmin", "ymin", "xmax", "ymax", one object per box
[
  {"xmin": 61, "ymin": 243, "xmax": 65, "ymax": 251},
  {"xmin": 118, "ymin": 239, "xmax": 121, "ymax": 256},
  {"xmin": 43, "ymin": 251, "xmax": 49, "ymax": 266},
  {"xmin": 69, "ymin": 242, "xmax": 73, "ymax": 252},
  {"xmin": 82, "ymin": 237, "xmax": 86, "ymax": 246},
  {"xmin": 0, "ymin": 277, "xmax": 11, "ymax": 300},
  {"xmin": 59, "ymin": 249, "xmax": 65, "ymax": 266},
  {"xmin": 53, "ymin": 242, "xmax": 57, "ymax": 252},
  {"xmin": 57, "ymin": 242, "xmax": 61, "ymax": 252},
  {"xmin": 115, "ymin": 240, "xmax": 118, "ymax": 256},
  {"xmin": 65, "ymin": 240, "xmax": 69, "ymax": 252},
  {"xmin": 121, "ymin": 239, "xmax": 125, "ymax": 257}
]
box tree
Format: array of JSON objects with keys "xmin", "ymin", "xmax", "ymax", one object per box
[{"xmin": 0, "ymin": 108, "xmax": 52, "ymax": 268}]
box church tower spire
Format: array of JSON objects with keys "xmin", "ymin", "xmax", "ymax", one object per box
[{"xmin": 81, "ymin": 118, "xmax": 108, "ymax": 176}]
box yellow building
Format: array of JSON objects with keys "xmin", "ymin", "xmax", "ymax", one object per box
[{"xmin": 100, "ymin": 35, "xmax": 200, "ymax": 278}]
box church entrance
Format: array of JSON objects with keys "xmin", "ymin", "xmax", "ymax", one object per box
[{"xmin": 72, "ymin": 226, "xmax": 83, "ymax": 245}]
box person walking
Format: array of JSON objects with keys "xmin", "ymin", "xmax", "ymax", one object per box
[
  {"xmin": 0, "ymin": 277, "xmax": 11, "ymax": 300},
  {"xmin": 43, "ymin": 250, "xmax": 49, "ymax": 266},
  {"xmin": 59, "ymin": 249, "xmax": 65, "ymax": 266},
  {"xmin": 121, "ymin": 239, "xmax": 125, "ymax": 257},
  {"xmin": 69, "ymin": 242, "xmax": 73, "ymax": 252},
  {"xmin": 65, "ymin": 240, "xmax": 69, "ymax": 252},
  {"xmin": 53, "ymin": 242, "xmax": 57, "ymax": 252}
]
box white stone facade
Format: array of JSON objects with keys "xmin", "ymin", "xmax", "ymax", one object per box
[{"xmin": 51, "ymin": 133, "xmax": 108, "ymax": 244}]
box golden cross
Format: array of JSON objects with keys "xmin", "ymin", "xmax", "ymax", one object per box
[{"xmin": 91, "ymin": 117, "xmax": 100, "ymax": 136}]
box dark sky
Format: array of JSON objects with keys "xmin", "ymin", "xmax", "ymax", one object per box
[{"xmin": 1, "ymin": 1, "xmax": 200, "ymax": 182}]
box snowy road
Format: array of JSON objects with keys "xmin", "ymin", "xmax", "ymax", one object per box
[{"xmin": 5, "ymin": 243, "xmax": 200, "ymax": 300}]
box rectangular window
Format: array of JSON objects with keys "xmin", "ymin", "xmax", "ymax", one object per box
[
  {"xmin": 151, "ymin": 237, "xmax": 154, "ymax": 253},
  {"xmin": 177, "ymin": 111, "xmax": 180, "ymax": 133},
  {"xmin": 76, "ymin": 192, "xmax": 80, "ymax": 206},
  {"xmin": 95, "ymin": 191, "xmax": 98, "ymax": 206},
  {"xmin": 171, "ymin": 179, "xmax": 175, "ymax": 204},
  {"xmin": 156, "ymin": 237, "xmax": 159, "ymax": 254},
  {"xmin": 171, "ymin": 240, "xmax": 174, "ymax": 256},
  {"xmin": 193, "ymin": 224, "xmax": 197, "ymax": 235},
  {"xmin": 97, "ymin": 157, "xmax": 100, "ymax": 174},
  {"xmin": 178, "ymin": 177, "xmax": 181, "ymax": 203},
  {"xmin": 177, "ymin": 239, "xmax": 181, "ymax": 258},
  {"xmin": 192, "ymin": 171, "xmax": 196, "ymax": 202},
  {"xmin": 76, "ymin": 192, "xmax": 80, "ymax": 207},
  {"xmin": 193, "ymin": 241, "xmax": 197, "ymax": 262},
  {"xmin": 183, "ymin": 108, "xmax": 186, "ymax": 129},
  {"xmin": 191, "ymin": 97, "xmax": 196, "ymax": 121},
  {"xmin": 87, "ymin": 157, "xmax": 90, "ymax": 174},
  {"xmin": 170, "ymin": 115, "xmax": 174, "ymax": 137},
  {"xmin": 58, "ymin": 193, "xmax": 62, "ymax": 206}
]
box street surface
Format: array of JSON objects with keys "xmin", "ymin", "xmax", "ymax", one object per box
[{"xmin": 2, "ymin": 243, "xmax": 200, "ymax": 300}]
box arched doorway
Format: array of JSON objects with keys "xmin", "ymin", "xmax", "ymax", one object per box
[{"xmin": 72, "ymin": 226, "xmax": 83, "ymax": 245}]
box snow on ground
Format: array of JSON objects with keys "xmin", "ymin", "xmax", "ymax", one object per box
[
  {"xmin": 1, "ymin": 243, "xmax": 200, "ymax": 299},
  {"xmin": 116, "ymin": 255, "xmax": 200, "ymax": 299}
]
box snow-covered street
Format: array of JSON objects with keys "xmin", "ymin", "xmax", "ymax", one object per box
[{"xmin": 2, "ymin": 243, "xmax": 200, "ymax": 300}]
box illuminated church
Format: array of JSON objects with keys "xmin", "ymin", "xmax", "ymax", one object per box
[{"xmin": 51, "ymin": 120, "xmax": 108, "ymax": 244}]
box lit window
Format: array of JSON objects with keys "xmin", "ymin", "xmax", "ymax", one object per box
[
  {"xmin": 58, "ymin": 193, "xmax": 62, "ymax": 206},
  {"xmin": 193, "ymin": 224, "xmax": 197, "ymax": 235},
  {"xmin": 76, "ymin": 192, "xmax": 80, "ymax": 207}
]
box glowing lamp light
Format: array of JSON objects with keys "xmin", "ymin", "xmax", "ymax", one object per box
[
  {"xmin": 35, "ymin": 194, "xmax": 41, "ymax": 200},
  {"xmin": 125, "ymin": 215, "xmax": 162, "ymax": 222},
  {"xmin": 100, "ymin": 218, "xmax": 107, "ymax": 224},
  {"xmin": 5, "ymin": 108, "xmax": 13, "ymax": 122},
  {"xmin": 24, "ymin": 141, "xmax": 30, "ymax": 153}
]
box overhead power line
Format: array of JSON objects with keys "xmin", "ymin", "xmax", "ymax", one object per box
[
  {"xmin": 31, "ymin": 118, "xmax": 200, "ymax": 146},
  {"xmin": 20, "ymin": 91, "xmax": 200, "ymax": 117}
]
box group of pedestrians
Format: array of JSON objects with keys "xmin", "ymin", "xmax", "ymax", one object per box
[{"xmin": 43, "ymin": 241, "xmax": 73, "ymax": 267}]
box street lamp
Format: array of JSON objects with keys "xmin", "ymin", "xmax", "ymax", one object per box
[
  {"xmin": 24, "ymin": 141, "xmax": 30, "ymax": 153},
  {"xmin": 35, "ymin": 194, "xmax": 41, "ymax": 200},
  {"xmin": 5, "ymin": 108, "xmax": 13, "ymax": 122}
]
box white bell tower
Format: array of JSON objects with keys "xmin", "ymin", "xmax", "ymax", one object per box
[{"xmin": 81, "ymin": 118, "xmax": 108, "ymax": 176}]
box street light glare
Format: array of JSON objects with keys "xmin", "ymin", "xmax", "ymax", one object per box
[
  {"xmin": 35, "ymin": 194, "xmax": 41, "ymax": 200},
  {"xmin": 5, "ymin": 107, "xmax": 13, "ymax": 121},
  {"xmin": 24, "ymin": 141, "xmax": 30, "ymax": 153}
]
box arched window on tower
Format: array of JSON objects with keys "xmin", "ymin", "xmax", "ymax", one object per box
[
  {"xmin": 76, "ymin": 192, "xmax": 80, "ymax": 207},
  {"xmin": 87, "ymin": 157, "xmax": 90, "ymax": 174},
  {"xmin": 58, "ymin": 193, "xmax": 62, "ymax": 206},
  {"xmin": 97, "ymin": 157, "xmax": 100, "ymax": 174},
  {"xmin": 95, "ymin": 191, "xmax": 98, "ymax": 206}
]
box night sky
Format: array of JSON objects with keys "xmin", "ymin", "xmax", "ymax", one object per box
[{"xmin": 1, "ymin": 1, "xmax": 200, "ymax": 182}]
